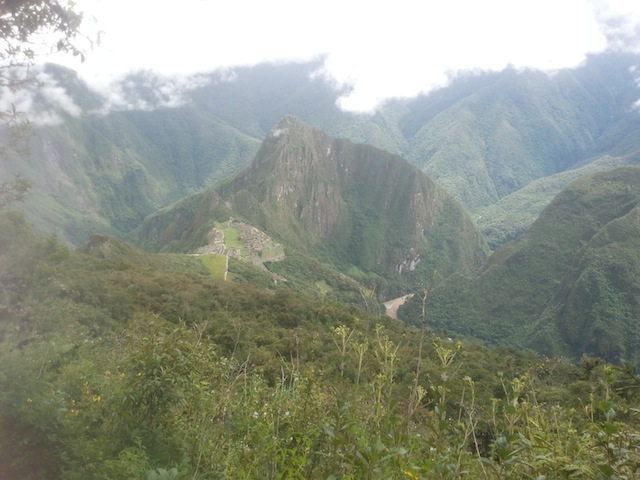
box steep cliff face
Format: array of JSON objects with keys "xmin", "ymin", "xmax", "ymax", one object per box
[
  {"xmin": 132, "ymin": 117, "xmax": 489, "ymax": 294},
  {"xmin": 220, "ymin": 116, "xmax": 345, "ymax": 241},
  {"xmin": 221, "ymin": 116, "xmax": 488, "ymax": 278}
]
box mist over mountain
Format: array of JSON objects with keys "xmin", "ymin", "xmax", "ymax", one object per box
[
  {"xmin": 3, "ymin": 51, "xmax": 640, "ymax": 360},
  {"xmin": 4, "ymin": 52, "xmax": 640, "ymax": 247},
  {"xmin": 7, "ymin": 0, "xmax": 640, "ymax": 475},
  {"xmin": 4, "ymin": 41, "xmax": 640, "ymax": 478}
]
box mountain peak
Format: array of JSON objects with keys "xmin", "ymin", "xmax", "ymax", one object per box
[
  {"xmin": 236, "ymin": 117, "xmax": 343, "ymax": 239},
  {"xmin": 262, "ymin": 116, "xmax": 318, "ymax": 150},
  {"xmin": 268, "ymin": 115, "xmax": 304, "ymax": 136},
  {"xmin": 136, "ymin": 120, "xmax": 489, "ymax": 298}
]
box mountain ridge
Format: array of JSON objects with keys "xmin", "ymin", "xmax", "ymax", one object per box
[
  {"xmin": 131, "ymin": 116, "xmax": 489, "ymax": 300},
  {"xmin": 410, "ymin": 165, "xmax": 640, "ymax": 362},
  {"xmin": 5, "ymin": 53, "xmax": 640, "ymax": 246}
]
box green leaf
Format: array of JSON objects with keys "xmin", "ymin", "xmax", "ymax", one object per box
[
  {"xmin": 597, "ymin": 463, "xmax": 615, "ymax": 476},
  {"xmin": 602, "ymin": 422, "xmax": 620, "ymax": 436}
]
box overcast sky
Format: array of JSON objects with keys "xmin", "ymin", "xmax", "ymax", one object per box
[{"xmin": 50, "ymin": 0, "xmax": 640, "ymax": 112}]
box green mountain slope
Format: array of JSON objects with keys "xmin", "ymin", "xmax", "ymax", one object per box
[
  {"xmin": 404, "ymin": 54, "xmax": 640, "ymax": 211},
  {"xmin": 6, "ymin": 53, "xmax": 640, "ymax": 246},
  {"xmin": 408, "ymin": 166, "xmax": 640, "ymax": 362},
  {"xmin": 2, "ymin": 210, "xmax": 639, "ymax": 479},
  {"xmin": 478, "ymin": 149, "xmax": 640, "ymax": 248},
  {"xmin": 131, "ymin": 117, "xmax": 489, "ymax": 300},
  {"xmin": 1, "ymin": 66, "xmax": 262, "ymax": 244}
]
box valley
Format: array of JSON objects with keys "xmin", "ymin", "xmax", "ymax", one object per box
[
  {"xmin": 2, "ymin": 53, "xmax": 640, "ymax": 361},
  {"xmin": 2, "ymin": 49, "xmax": 640, "ymax": 479}
]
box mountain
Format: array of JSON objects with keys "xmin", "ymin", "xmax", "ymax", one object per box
[
  {"xmin": 404, "ymin": 55, "xmax": 640, "ymax": 208},
  {"xmin": 4, "ymin": 54, "xmax": 640, "ymax": 478},
  {"xmin": 406, "ymin": 166, "xmax": 640, "ymax": 363},
  {"xmin": 0, "ymin": 65, "xmax": 264, "ymax": 244},
  {"xmin": 4, "ymin": 53, "xmax": 640, "ymax": 247},
  {"xmin": 131, "ymin": 117, "xmax": 489, "ymax": 300},
  {"xmin": 477, "ymin": 148, "xmax": 640, "ymax": 248}
]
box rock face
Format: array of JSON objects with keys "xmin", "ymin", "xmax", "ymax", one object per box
[
  {"xmin": 132, "ymin": 117, "xmax": 489, "ymax": 295},
  {"xmin": 219, "ymin": 116, "xmax": 489, "ymax": 276},
  {"xmin": 221, "ymin": 116, "xmax": 345, "ymax": 241}
]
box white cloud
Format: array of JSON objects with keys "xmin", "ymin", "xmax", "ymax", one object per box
[
  {"xmin": 592, "ymin": 0, "xmax": 640, "ymax": 51},
  {"xmin": 37, "ymin": 72, "xmax": 83, "ymax": 117},
  {"xmin": 0, "ymin": 70, "xmax": 82, "ymax": 126},
  {"xmin": 93, "ymin": 71, "xmax": 211, "ymax": 113},
  {"xmin": 46, "ymin": 0, "xmax": 640, "ymax": 113}
]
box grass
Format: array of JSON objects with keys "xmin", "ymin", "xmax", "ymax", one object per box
[
  {"xmin": 260, "ymin": 242, "xmax": 284, "ymax": 261},
  {"xmin": 198, "ymin": 254, "xmax": 227, "ymax": 279}
]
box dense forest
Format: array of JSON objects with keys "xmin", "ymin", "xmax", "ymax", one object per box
[
  {"xmin": 401, "ymin": 166, "xmax": 640, "ymax": 364},
  {"xmin": 1, "ymin": 210, "xmax": 639, "ymax": 479}
]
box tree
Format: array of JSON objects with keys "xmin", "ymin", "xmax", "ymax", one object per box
[{"xmin": 0, "ymin": 0, "xmax": 85, "ymax": 206}]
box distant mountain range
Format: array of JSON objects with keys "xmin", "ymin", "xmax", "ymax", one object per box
[
  {"xmin": 3, "ymin": 51, "xmax": 640, "ymax": 362},
  {"xmin": 4, "ymin": 52, "xmax": 640, "ymax": 247}
]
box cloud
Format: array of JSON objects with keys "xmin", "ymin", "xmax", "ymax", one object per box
[
  {"xmin": 592, "ymin": 0, "xmax": 640, "ymax": 51},
  {"xmin": 46, "ymin": 0, "xmax": 640, "ymax": 113},
  {"xmin": 0, "ymin": 70, "xmax": 82, "ymax": 126},
  {"xmin": 37, "ymin": 72, "xmax": 83, "ymax": 117},
  {"xmin": 92, "ymin": 71, "xmax": 211, "ymax": 114},
  {"xmin": 314, "ymin": 0, "xmax": 610, "ymax": 111}
]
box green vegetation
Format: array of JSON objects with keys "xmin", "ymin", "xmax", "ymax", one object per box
[
  {"xmin": 265, "ymin": 250, "xmax": 376, "ymax": 311},
  {"xmin": 315, "ymin": 279, "xmax": 331, "ymax": 296},
  {"xmin": 132, "ymin": 117, "xmax": 488, "ymax": 300},
  {"xmin": 2, "ymin": 210, "xmax": 640, "ymax": 479},
  {"xmin": 404, "ymin": 166, "xmax": 640, "ymax": 364},
  {"xmin": 8, "ymin": 53, "xmax": 640, "ymax": 249},
  {"xmin": 477, "ymin": 151, "xmax": 640, "ymax": 249},
  {"xmin": 198, "ymin": 254, "xmax": 227, "ymax": 279},
  {"xmin": 217, "ymin": 222, "xmax": 245, "ymax": 254},
  {"xmin": 4, "ymin": 28, "xmax": 640, "ymax": 475}
]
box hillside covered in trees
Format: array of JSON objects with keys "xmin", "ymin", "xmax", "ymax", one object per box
[
  {"xmin": 1, "ymin": 210, "xmax": 639, "ymax": 479},
  {"xmin": 402, "ymin": 166, "xmax": 640, "ymax": 364}
]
